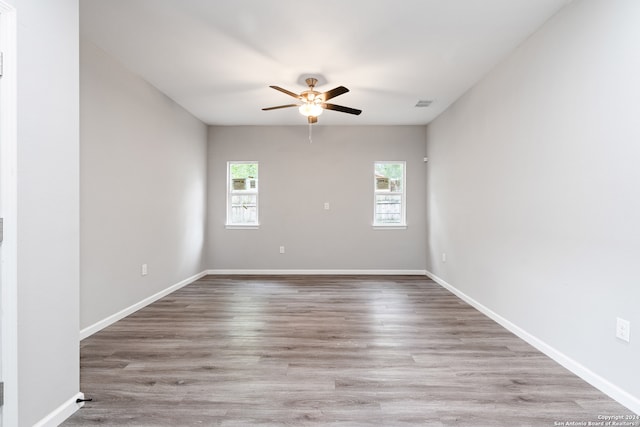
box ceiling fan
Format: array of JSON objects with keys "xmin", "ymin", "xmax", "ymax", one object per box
[{"xmin": 262, "ymin": 77, "xmax": 362, "ymax": 124}]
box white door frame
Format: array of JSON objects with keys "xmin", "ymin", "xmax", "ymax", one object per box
[{"xmin": 0, "ymin": 1, "xmax": 18, "ymax": 426}]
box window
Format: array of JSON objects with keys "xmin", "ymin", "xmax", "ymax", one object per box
[
  {"xmin": 373, "ymin": 161, "xmax": 406, "ymax": 227},
  {"xmin": 227, "ymin": 161, "xmax": 259, "ymax": 228}
]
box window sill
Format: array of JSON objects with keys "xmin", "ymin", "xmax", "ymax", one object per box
[
  {"xmin": 372, "ymin": 224, "xmax": 407, "ymax": 230},
  {"xmin": 225, "ymin": 224, "xmax": 260, "ymax": 230}
]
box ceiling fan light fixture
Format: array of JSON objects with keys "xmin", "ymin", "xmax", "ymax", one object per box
[
  {"xmin": 299, "ymin": 103, "xmax": 323, "ymax": 117},
  {"xmin": 264, "ymin": 78, "xmax": 360, "ymax": 123}
]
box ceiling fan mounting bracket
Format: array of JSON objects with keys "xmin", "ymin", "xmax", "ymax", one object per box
[{"xmin": 305, "ymin": 77, "xmax": 318, "ymax": 89}]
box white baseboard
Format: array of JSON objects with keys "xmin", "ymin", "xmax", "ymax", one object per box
[
  {"xmin": 206, "ymin": 269, "xmax": 427, "ymax": 276},
  {"xmin": 33, "ymin": 392, "xmax": 84, "ymax": 427},
  {"xmin": 425, "ymin": 270, "xmax": 640, "ymax": 415},
  {"xmin": 79, "ymin": 270, "xmax": 208, "ymax": 340}
]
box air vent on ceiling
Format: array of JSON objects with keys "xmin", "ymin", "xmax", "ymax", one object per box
[{"xmin": 415, "ymin": 100, "xmax": 433, "ymax": 107}]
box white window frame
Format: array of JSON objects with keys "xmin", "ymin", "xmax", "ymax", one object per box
[
  {"xmin": 226, "ymin": 161, "xmax": 259, "ymax": 229},
  {"xmin": 373, "ymin": 161, "xmax": 407, "ymax": 229}
]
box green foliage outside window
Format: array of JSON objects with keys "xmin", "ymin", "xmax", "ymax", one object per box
[
  {"xmin": 375, "ymin": 163, "xmax": 402, "ymax": 180},
  {"xmin": 230, "ymin": 163, "xmax": 258, "ymax": 179}
]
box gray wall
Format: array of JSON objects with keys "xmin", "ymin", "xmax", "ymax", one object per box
[
  {"xmin": 80, "ymin": 40, "xmax": 208, "ymax": 330},
  {"xmin": 2, "ymin": 0, "xmax": 80, "ymax": 425},
  {"xmin": 207, "ymin": 126, "xmax": 427, "ymax": 271},
  {"xmin": 426, "ymin": 0, "xmax": 639, "ymax": 402}
]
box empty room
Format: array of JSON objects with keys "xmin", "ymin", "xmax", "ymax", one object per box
[{"xmin": 1, "ymin": 0, "xmax": 638, "ymax": 426}]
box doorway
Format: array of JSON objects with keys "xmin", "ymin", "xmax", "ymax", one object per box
[{"xmin": 0, "ymin": 2, "xmax": 17, "ymax": 426}]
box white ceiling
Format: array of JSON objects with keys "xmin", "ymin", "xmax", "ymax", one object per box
[{"xmin": 80, "ymin": 0, "xmax": 570, "ymax": 126}]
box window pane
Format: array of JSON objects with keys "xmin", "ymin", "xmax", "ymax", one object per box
[
  {"xmin": 375, "ymin": 194, "xmax": 402, "ymax": 224},
  {"xmin": 230, "ymin": 163, "xmax": 258, "ymax": 179},
  {"xmin": 375, "ymin": 163, "xmax": 402, "ymax": 192},
  {"xmin": 230, "ymin": 194, "xmax": 257, "ymax": 224},
  {"xmin": 230, "ymin": 163, "xmax": 258, "ymax": 191}
]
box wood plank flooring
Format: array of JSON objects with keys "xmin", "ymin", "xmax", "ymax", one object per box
[{"xmin": 63, "ymin": 275, "xmax": 635, "ymax": 426}]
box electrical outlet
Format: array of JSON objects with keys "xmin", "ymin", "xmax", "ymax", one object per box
[
  {"xmin": 324, "ymin": 202, "xmax": 330, "ymax": 210},
  {"xmin": 141, "ymin": 264, "xmax": 148, "ymax": 276},
  {"xmin": 442, "ymin": 253, "xmax": 447, "ymax": 263},
  {"xmin": 279, "ymin": 246, "xmax": 285, "ymax": 254},
  {"xmin": 616, "ymin": 317, "xmax": 630, "ymax": 343}
]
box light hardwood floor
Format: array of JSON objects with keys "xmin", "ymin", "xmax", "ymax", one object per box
[{"xmin": 64, "ymin": 275, "xmax": 634, "ymax": 426}]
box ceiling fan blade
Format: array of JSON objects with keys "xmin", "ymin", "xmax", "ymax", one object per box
[
  {"xmin": 322, "ymin": 86, "xmax": 349, "ymax": 101},
  {"xmin": 270, "ymin": 85, "xmax": 301, "ymax": 99},
  {"xmin": 322, "ymin": 103, "xmax": 362, "ymax": 115},
  {"xmin": 262, "ymin": 104, "xmax": 299, "ymax": 111},
  {"xmin": 308, "ymin": 116, "xmax": 318, "ymax": 124}
]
